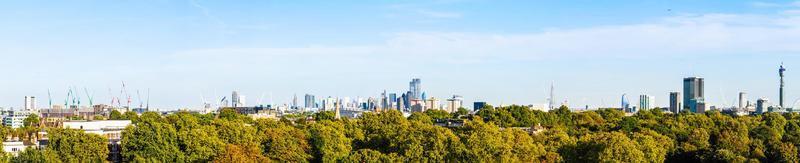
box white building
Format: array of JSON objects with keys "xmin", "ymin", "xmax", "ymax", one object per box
[
  {"xmin": 2, "ymin": 141, "xmax": 28, "ymax": 156},
  {"xmin": 62, "ymin": 120, "xmax": 131, "ymax": 141},
  {"xmin": 3, "ymin": 111, "xmax": 33, "ymax": 129}
]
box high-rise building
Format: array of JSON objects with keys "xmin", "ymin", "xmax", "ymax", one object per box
[
  {"xmin": 292, "ymin": 94, "xmax": 298, "ymax": 109},
  {"xmin": 447, "ymin": 95, "xmax": 464, "ymax": 113},
  {"xmin": 757, "ymin": 98, "xmax": 770, "ymax": 114},
  {"xmin": 304, "ymin": 94, "xmax": 316, "ymax": 109},
  {"xmin": 474, "ymin": 102, "xmax": 487, "ymax": 111},
  {"xmin": 738, "ymin": 92, "xmax": 748, "ymax": 111},
  {"xmin": 683, "ymin": 77, "xmax": 705, "ymax": 113},
  {"xmin": 24, "ymin": 96, "xmax": 36, "ymax": 111},
  {"xmin": 669, "ymin": 92, "xmax": 681, "ymax": 113},
  {"xmin": 779, "ymin": 63, "xmax": 787, "ymax": 108},
  {"xmin": 639, "ymin": 94, "xmax": 654, "ymax": 111},
  {"xmin": 231, "ymin": 91, "xmax": 240, "ymax": 107},
  {"xmin": 409, "ymin": 78, "xmax": 422, "ymax": 100},
  {"xmin": 388, "ymin": 93, "xmax": 397, "ymax": 108}
]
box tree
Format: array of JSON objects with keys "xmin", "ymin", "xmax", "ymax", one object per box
[
  {"xmin": 342, "ymin": 149, "xmax": 402, "ymax": 163},
  {"xmin": 307, "ymin": 120, "xmax": 351, "ymax": 162},
  {"xmin": 123, "ymin": 111, "xmax": 139, "ymax": 122},
  {"xmin": 256, "ymin": 119, "xmax": 312, "ymax": 162},
  {"xmin": 109, "ymin": 110, "xmax": 124, "ymax": 120},
  {"xmin": 313, "ymin": 111, "xmax": 336, "ymax": 121},
  {"xmin": 46, "ymin": 128, "xmax": 109, "ymax": 162},
  {"xmin": 12, "ymin": 148, "xmax": 60, "ymax": 163},
  {"xmin": 565, "ymin": 131, "xmax": 646, "ymax": 163},
  {"xmin": 22, "ymin": 114, "xmax": 40, "ymax": 128},
  {"xmin": 213, "ymin": 144, "xmax": 270, "ymax": 163},
  {"xmin": 121, "ymin": 114, "xmax": 184, "ymax": 162}
]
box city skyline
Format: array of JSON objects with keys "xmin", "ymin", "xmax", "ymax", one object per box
[{"xmin": 1, "ymin": 0, "xmax": 800, "ymax": 109}]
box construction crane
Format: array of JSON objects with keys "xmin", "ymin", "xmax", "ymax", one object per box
[
  {"xmin": 84, "ymin": 87, "xmax": 94, "ymax": 106},
  {"xmin": 121, "ymin": 81, "xmax": 131, "ymax": 108}
]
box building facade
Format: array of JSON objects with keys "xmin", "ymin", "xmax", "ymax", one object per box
[{"xmin": 683, "ymin": 77, "xmax": 705, "ymax": 113}]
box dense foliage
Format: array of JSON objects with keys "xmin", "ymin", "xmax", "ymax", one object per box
[{"xmin": 3, "ymin": 105, "xmax": 800, "ymax": 162}]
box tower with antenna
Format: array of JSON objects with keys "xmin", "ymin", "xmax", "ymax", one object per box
[{"xmin": 780, "ymin": 63, "xmax": 787, "ymax": 108}]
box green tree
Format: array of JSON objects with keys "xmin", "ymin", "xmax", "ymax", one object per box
[
  {"xmin": 313, "ymin": 111, "xmax": 336, "ymax": 121},
  {"xmin": 22, "ymin": 114, "xmax": 40, "ymax": 128},
  {"xmin": 46, "ymin": 128, "xmax": 109, "ymax": 162},
  {"xmin": 121, "ymin": 114, "xmax": 183, "ymax": 162},
  {"xmin": 12, "ymin": 148, "xmax": 61, "ymax": 163},
  {"xmin": 213, "ymin": 144, "xmax": 270, "ymax": 163},
  {"xmin": 307, "ymin": 120, "xmax": 351, "ymax": 162},
  {"xmin": 255, "ymin": 119, "xmax": 312, "ymax": 162},
  {"xmin": 109, "ymin": 110, "xmax": 124, "ymax": 120}
]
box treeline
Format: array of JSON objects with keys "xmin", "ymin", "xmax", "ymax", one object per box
[{"xmin": 2, "ymin": 105, "xmax": 800, "ymax": 162}]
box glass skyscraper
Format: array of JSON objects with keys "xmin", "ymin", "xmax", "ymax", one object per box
[
  {"xmin": 409, "ymin": 78, "xmax": 422, "ymax": 100},
  {"xmin": 683, "ymin": 77, "xmax": 704, "ymax": 113}
]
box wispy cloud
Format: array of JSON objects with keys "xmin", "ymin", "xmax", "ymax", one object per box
[
  {"xmin": 174, "ymin": 10, "xmax": 800, "ymax": 67},
  {"xmin": 752, "ymin": 1, "xmax": 800, "ymax": 8},
  {"xmin": 415, "ymin": 9, "xmax": 462, "ymax": 18}
]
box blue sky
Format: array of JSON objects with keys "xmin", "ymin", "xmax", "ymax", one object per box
[{"xmin": 1, "ymin": 0, "xmax": 799, "ymax": 110}]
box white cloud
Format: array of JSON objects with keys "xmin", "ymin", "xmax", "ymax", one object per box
[
  {"xmin": 415, "ymin": 10, "xmax": 462, "ymax": 18},
  {"xmin": 172, "ymin": 11, "xmax": 800, "ymax": 67}
]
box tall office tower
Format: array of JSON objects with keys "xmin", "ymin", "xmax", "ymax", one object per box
[
  {"xmin": 757, "ymin": 98, "xmax": 770, "ymax": 114},
  {"xmin": 24, "ymin": 96, "xmax": 36, "ymax": 111},
  {"xmin": 639, "ymin": 94, "xmax": 654, "ymax": 111},
  {"xmin": 779, "ymin": 63, "xmax": 786, "ymax": 108},
  {"xmin": 409, "ymin": 78, "xmax": 422, "ymax": 100},
  {"xmin": 403, "ymin": 92, "xmax": 411, "ymax": 109},
  {"xmin": 304, "ymin": 94, "xmax": 315, "ymax": 109},
  {"xmin": 231, "ymin": 91, "xmax": 240, "ymax": 107},
  {"xmin": 669, "ymin": 92, "xmax": 681, "ymax": 113},
  {"xmin": 381, "ymin": 90, "xmax": 388, "ymax": 110},
  {"xmin": 292, "ymin": 94, "xmax": 298, "ymax": 109},
  {"xmin": 388, "ymin": 93, "xmax": 397, "ymax": 108},
  {"xmin": 738, "ymin": 92, "xmax": 747, "ymax": 111},
  {"xmin": 683, "ymin": 77, "xmax": 705, "ymax": 113}
]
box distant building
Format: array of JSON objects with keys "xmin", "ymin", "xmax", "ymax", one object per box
[
  {"xmin": 231, "ymin": 91, "xmax": 239, "ymax": 107},
  {"xmin": 738, "ymin": 92, "xmax": 748, "ymax": 112},
  {"xmin": 24, "ymin": 96, "xmax": 36, "ymax": 112},
  {"xmin": 304, "ymin": 94, "xmax": 316, "ymax": 110},
  {"xmin": 3, "ymin": 111, "xmax": 33, "ymax": 128},
  {"xmin": 474, "ymin": 102, "xmax": 487, "ymax": 111},
  {"xmin": 757, "ymin": 98, "xmax": 770, "ymax": 114},
  {"xmin": 669, "ymin": 92, "xmax": 681, "ymax": 113},
  {"xmin": 409, "ymin": 78, "xmax": 422, "ymax": 100},
  {"xmin": 683, "ymin": 77, "xmax": 705, "ymax": 113},
  {"xmin": 425, "ymin": 97, "xmax": 439, "ymax": 111},
  {"xmin": 639, "ymin": 94, "xmax": 655, "ymax": 111},
  {"xmin": 446, "ymin": 95, "xmax": 464, "ymax": 113}
]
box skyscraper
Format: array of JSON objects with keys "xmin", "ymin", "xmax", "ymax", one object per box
[
  {"xmin": 669, "ymin": 92, "xmax": 681, "ymax": 113},
  {"xmin": 24, "ymin": 96, "xmax": 36, "ymax": 111},
  {"xmin": 292, "ymin": 94, "xmax": 298, "ymax": 109},
  {"xmin": 231, "ymin": 91, "xmax": 240, "ymax": 107},
  {"xmin": 779, "ymin": 63, "xmax": 786, "ymax": 108},
  {"xmin": 304, "ymin": 94, "xmax": 315, "ymax": 109},
  {"xmin": 639, "ymin": 94, "xmax": 654, "ymax": 111},
  {"xmin": 738, "ymin": 92, "xmax": 747, "ymax": 111},
  {"xmin": 409, "ymin": 78, "xmax": 422, "ymax": 100},
  {"xmin": 757, "ymin": 98, "xmax": 770, "ymax": 114},
  {"xmin": 683, "ymin": 77, "xmax": 705, "ymax": 113},
  {"xmin": 474, "ymin": 101, "xmax": 487, "ymax": 111}
]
